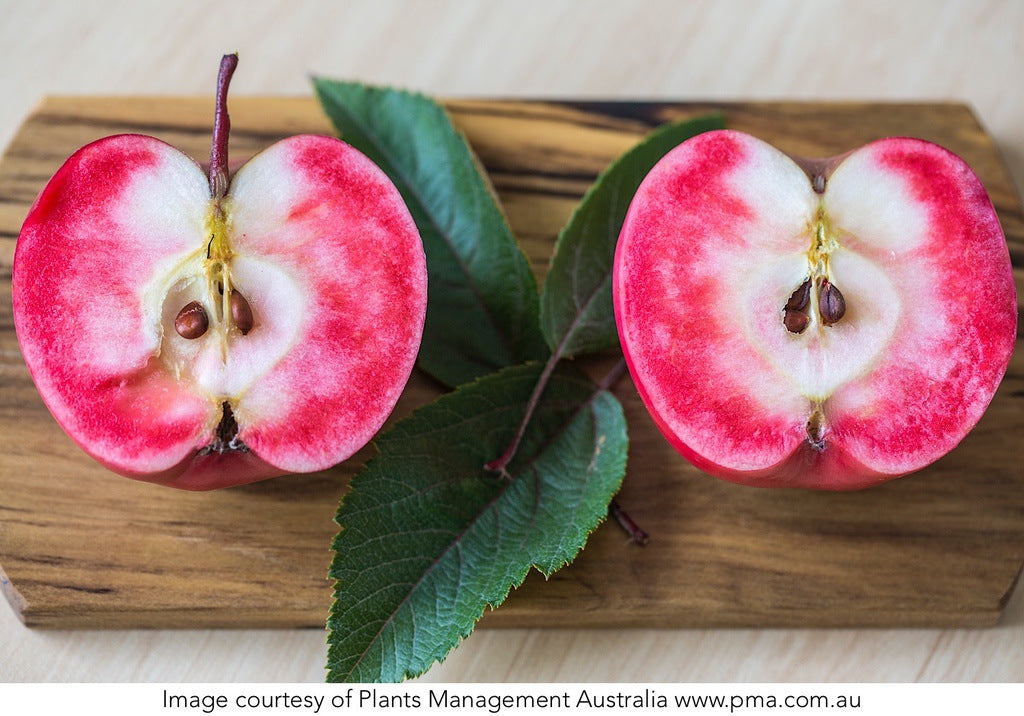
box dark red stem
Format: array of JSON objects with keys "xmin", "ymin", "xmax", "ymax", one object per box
[
  {"xmin": 209, "ymin": 53, "xmax": 238, "ymax": 199},
  {"xmin": 485, "ymin": 357, "xmax": 628, "ymax": 474},
  {"xmin": 609, "ymin": 499, "xmax": 649, "ymax": 546}
]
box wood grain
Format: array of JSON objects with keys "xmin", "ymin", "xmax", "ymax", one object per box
[{"xmin": 0, "ymin": 97, "xmax": 1021, "ymax": 629}]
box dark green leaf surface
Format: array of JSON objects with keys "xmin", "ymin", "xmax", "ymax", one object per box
[
  {"xmin": 540, "ymin": 114, "xmax": 726, "ymax": 359},
  {"xmin": 327, "ymin": 363, "xmax": 628, "ymax": 682},
  {"xmin": 313, "ymin": 80, "xmax": 548, "ymax": 387}
]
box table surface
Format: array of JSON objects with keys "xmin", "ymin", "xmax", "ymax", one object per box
[{"xmin": 1, "ymin": 0, "xmax": 1022, "ymax": 683}]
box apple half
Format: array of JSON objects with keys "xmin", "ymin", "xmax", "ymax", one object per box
[
  {"xmin": 613, "ymin": 130, "xmax": 1016, "ymax": 489},
  {"xmin": 12, "ymin": 57, "xmax": 427, "ymax": 490}
]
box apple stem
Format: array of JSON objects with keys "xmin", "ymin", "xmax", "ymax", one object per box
[
  {"xmin": 209, "ymin": 53, "xmax": 239, "ymax": 200},
  {"xmin": 485, "ymin": 356, "xmax": 629, "ymax": 474},
  {"xmin": 609, "ymin": 498, "xmax": 649, "ymax": 546}
]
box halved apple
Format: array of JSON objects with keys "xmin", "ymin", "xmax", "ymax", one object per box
[
  {"xmin": 13, "ymin": 56, "xmax": 427, "ymax": 490},
  {"xmin": 613, "ymin": 130, "xmax": 1016, "ymax": 489}
]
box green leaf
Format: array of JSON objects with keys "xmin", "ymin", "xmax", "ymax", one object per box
[
  {"xmin": 540, "ymin": 114, "xmax": 726, "ymax": 359},
  {"xmin": 327, "ymin": 362, "xmax": 628, "ymax": 682},
  {"xmin": 313, "ymin": 79, "xmax": 548, "ymax": 387}
]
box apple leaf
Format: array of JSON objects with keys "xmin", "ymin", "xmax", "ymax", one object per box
[
  {"xmin": 326, "ymin": 362, "xmax": 628, "ymax": 682},
  {"xmin": 313, "ymin": 80, "xmax": 548, "ymax": 388},
  {"xmin": 540, "ymin": 114, "xmax": 726, "ymax": 359}
]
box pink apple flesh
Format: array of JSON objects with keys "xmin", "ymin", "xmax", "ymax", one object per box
[
  {"xmin": 613, "ymin": 130, "xmax": 1016, "ymax": 490},
  {"xmin": 13, "ymin": 133, "xmax": 427, "ymax": 489}
]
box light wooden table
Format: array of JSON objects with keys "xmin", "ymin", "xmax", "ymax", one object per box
[{"xmin": 1, "ymin": 0, "xmax": 1022, "ymax": 682}]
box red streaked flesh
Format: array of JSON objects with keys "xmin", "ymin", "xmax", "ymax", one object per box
[
  {"xmin": 824, "ymin": 139, "xmax": 1015, "ymax": 477},
  {"xmin": 227, "ymin": 135, "xmax": 427, "ymax": 473},
  {"xmin": 14, "ymin": 136, "xmax": 216, "ymax": 477},
  {"xmin": 613, "ymin": 130, "xmax": 1016, "ymax": 489}
]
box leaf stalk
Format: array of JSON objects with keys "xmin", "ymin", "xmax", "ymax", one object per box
[
  {"xmin": 609, "ymin": 498, "xmax": 649, "ymax": 546},
  {"xmin": 486, "ymin": 357, "xmax": 628, "ymax": 475}
]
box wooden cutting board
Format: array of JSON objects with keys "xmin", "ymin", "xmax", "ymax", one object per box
[{"xmin": 0, "ymin": 97, "xmax": 1021, "ymax": 629}]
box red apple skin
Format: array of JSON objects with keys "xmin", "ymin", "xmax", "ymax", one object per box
[
  {"xmin": 13, "ymin": 133, "xmax": 427, "ymax": 490},
  {"xmin": 613, "ymin": 130, "xmax": 1016, "ymax": 490}
]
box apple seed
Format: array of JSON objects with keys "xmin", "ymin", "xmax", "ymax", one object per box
[
  {"xmin": 230, "ymin": 290, "xmax": 254, "ymax": 335},
  {"xmin": 783, "ymin": 308, "xmax": 810, "ymax": 334},
  {"xmin": 819, "ymin": 279, "xmax": 847, "ymax": 325},
  {"xmin": 174, "ymin": 301, "xmax": 209, "ymax": 339},
  {"xmin": 786, "ymin": 279, "xmax": 812, "ymax": 312},
  {"xmin": 782, "ymin": 279, "xmax": 812, "ymax": 333}
]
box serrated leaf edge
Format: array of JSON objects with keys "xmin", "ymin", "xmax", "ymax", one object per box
[{"xmin": 326, "ymin": 363, "xmax": 626, "ymax": 682}]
